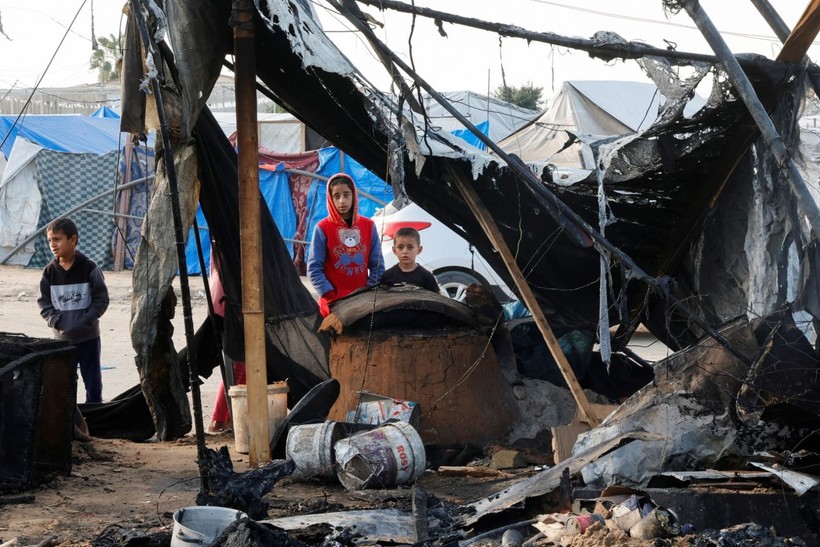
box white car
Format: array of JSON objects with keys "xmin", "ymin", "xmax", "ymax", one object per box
[{"xmin": 372, "ymin": 200, "xmax": 515, "ymax": 302}]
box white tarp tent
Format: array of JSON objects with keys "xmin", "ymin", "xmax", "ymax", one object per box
[
  {"xmin": 409, "ymin": 90, "xmax": 539, "ymax": 143},
  {"xmin": 498, "ymin": 80, "xmax": 706, "ymax": 168},
  {"xmin": 0, "ymin": 139, "xmax": 43, "ymax": 265},
  {"xmin": 211, "ymin": 112, "xmax": 307, "ymax": 152}
]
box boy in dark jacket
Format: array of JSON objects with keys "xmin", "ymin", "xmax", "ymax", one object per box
[
  {"xmin": 37, "ymin": 218, "xmax": 109, "ymax": 403},
  {"xmin": 379, "ymin": 226, "xmax": 440, "ymax": 293}
]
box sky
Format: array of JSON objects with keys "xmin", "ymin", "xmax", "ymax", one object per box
[{"xmin": 0, "ymin": 0, "xmax": 817, "ymax": 101}]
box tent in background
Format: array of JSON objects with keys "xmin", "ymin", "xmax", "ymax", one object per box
[
  {"xmin": 90, "ymin": 106, "xmax": 121, "ymax": 118},
  {"xmin": 1, "ymin": 93, "xmax": 529, "ymax": 274},
  {"xmin": 0, "ymin": 115, "xmax": 124, "ymax": 159},
  {"xmin": 184, "ymin": 146, "xmax": 392, "ymax": 275},
  {"xmin": 185, "ymin": 94, "xmax": 537, "ymax": 275},
  {"xmin": 414, "ymin": 90, "xmax": 538, "ymax": 143},
  {"xmin": 498, "ymin": 80, "xmax": 707, "ymax": 168},
  {"xmin": 0, "ymin": 114, "xmax": 153, "ymax": 269}
]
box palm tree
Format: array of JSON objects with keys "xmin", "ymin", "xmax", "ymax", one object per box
[{"xmin": 89, "ymin": 34, "xmax": 123, "ymax": 83}]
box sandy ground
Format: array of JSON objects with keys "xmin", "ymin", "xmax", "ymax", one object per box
[
  {"xmin": 0, "ymin": 263, "xmax": 674, "ymax": 546},
  {"xmin": 0, "ymin": 264, "xmax": 223, "ymax": 419}
]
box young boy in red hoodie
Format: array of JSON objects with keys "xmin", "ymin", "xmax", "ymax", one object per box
[{"xmin": 307, "ymin": 173, "xmax": 384, "ymax": 316}]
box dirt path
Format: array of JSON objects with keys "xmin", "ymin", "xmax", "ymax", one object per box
[{"xmin": 0, "ymin": 264, "xmax": 218, "ymax": 405}]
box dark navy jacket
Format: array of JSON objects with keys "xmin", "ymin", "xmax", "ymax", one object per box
[{"xmin": 38, "ymin": 252, "xmax": 109, "ymax": 344}]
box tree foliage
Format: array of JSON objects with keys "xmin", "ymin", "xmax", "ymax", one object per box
[
  {"xmin": 493, "ymin": 82, "xmax": 544, "ymax": 111},
  {"xmin": 89, "ymin": 34, "xmax": 122, "ymax": 83}
]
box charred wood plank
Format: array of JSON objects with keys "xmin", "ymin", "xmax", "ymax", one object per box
[
  {"xmin": 412, "ymin": 485, "xmax": 429, "ymax": 543},
  {"xmin": 354, "ymin": 0, "xmax": 728, "ymax": 66},
  {"xmin": 261, "ymin": 509, "xmax": 416, "ymax": 544},
  {"xmin": 448, "ymin": 165, "xmax": 599, "ymax": 426},
  {"xmin": 461, "ymin": 431, "xmax": 665, "ymax": 526}
]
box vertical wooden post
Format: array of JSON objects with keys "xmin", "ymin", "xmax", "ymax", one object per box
[
  {"xmin": 233, "ymin": 0, "xmax": 270, "ymax": 466},
  {"xmin": 114, "ymin": 137, "xmax": 134, "ymax": 272},
  {"xmin": 448, "ymin": 167, "xmax": 599, "ymax": 426}
]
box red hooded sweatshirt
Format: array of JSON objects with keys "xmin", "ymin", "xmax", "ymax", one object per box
[{"xmin": 307, "ymin": 173, "xmax": 384, "ymax": 316}]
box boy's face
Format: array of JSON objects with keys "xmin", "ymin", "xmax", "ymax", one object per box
[
  {"xmin": 47, "ymin": 230, "xmax": 78, "ymax": 261},
  {"xmin": 330, "ymin": 183, "xmax": 354, "ymax": 219},
  {"xmin": 392, "ymin": 235, "xmax": 422, "ymax": 268}
]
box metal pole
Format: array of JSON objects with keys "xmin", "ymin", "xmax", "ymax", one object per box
[
  {"xmin": 233, "ymin": 0, "xmax": 270, "ymax": 466},
  {"xmin": 114, "ymin": 138, "xmax": 135, "ymax": 271},
  {"xmin": 749, "ymin": 0, "xmax": 820, "ymax": 99},
  {"xmin": 352, "ymin": 0, "xmax": 721, "ymax": 66},
  {"xmin": 682, "ymin": 0, "xmax": 820, "ymax": 239},
  {"xmin": 131, "ymin": 0, "xmax": 209, "ymax": 490}
]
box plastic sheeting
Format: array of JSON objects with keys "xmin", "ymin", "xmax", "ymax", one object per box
[
  {"xmin": 0, "ymin": 115, "xmax": 125, "ymax": 158},
  {"xmin": 184, "ymin": 167, "xmax": 298, "ymax": 275},
  {"xmin": 498, "ymin": 80, "xmax": 706, "ymax": 168},
  {"xmin": 0, "ymin": 140, "xmax": 42, "ymax": 265},
  {"xmin": 183, "ymin": 146, "xmax": 393, "ymax": 275}
]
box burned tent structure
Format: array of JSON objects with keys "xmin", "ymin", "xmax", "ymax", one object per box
[
  {"xmin": 142, "ymin": 0, "xmax": 820, "ymax": 344},
  {"xmin": 119, "ymin": 0, "xmax": 820, "ymax": 462}
]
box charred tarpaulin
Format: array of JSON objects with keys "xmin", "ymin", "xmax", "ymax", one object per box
[
  {"xmin": 162, "ymin": 0, "xmax": 812, "ymax": 354},
  {"xmin": 107, "ymin": 0, "xmax": 820, "ymax": 543},
  {"xmin": 576, "ymin": 311, "xmax": 820, "ymax": 487},
  {"xmin": 127, "ymin": 0, "xmax": 818, "ymax": 439}
]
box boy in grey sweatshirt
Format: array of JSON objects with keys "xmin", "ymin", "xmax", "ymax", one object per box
[{"xmin": 37, "ymin": 218, "xmax": 109, "ymax": 403}]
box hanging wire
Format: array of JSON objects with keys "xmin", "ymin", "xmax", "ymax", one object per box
[{"xmin": 0, "ymin": 0, "xmax": 88, "ymax": 152}]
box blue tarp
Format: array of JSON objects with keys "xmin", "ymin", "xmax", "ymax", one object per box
[
  {"xmin": 0, "ymin": 115, "xmax": 126, "ymax": 158},
  {"xmin": 184, "ymin": 166, "xmax": 299, "ymax": 275},
  {"xmin": 184, "ymin": 146, "xmax": 393, "ymax": 275},
  {"xmin": 451, "ymin": 120, "xmax": 490, "ymax": 150},
  {"xmin": 90, "ymin": 106, "xmax": 120, "ymax": 118}
]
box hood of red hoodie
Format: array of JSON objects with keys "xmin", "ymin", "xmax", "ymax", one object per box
[{"xmin": 325, "ymin": 173, "xmax": 359, "ymax": 226}]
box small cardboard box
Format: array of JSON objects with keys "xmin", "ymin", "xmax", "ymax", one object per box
[
  {"xmin": 551, "ymin": 403, "xmax": 618, "ymax": 464},
  {"xmin": 345, "ymin": 391, "xmax": 421, "ymax": 428}
]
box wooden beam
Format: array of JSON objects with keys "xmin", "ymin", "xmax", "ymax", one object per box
[
  {"xmin": 776, "ymin": 0, "xmax": 820, "ymax": 62},
  {"xmin": 234, "ymin": 0, "xmax": 270, "ymax": 466},
  {"xmin": 448, "ymin": 166, "xmax": 600, "ymax": 427}
]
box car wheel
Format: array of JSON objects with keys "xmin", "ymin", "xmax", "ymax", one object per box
[{"xmin": 436, "ymin": 270, "xmax": 483, "ymax": 302}]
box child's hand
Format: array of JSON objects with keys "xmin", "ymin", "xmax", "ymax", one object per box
[{"xmin": 47, "ymin": 313, "xmax": 63, "ymax": 330}]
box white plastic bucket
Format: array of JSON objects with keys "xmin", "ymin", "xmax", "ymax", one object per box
[
  {"xmin": 228, "ymin": 382, "xmax": 289, "ymax": 454},
  {"xmin": 334, "ymin": 421, "xmax": 426, "ymax": 490},
  {"xmin": 171, "ymin": 506, "xmax": 246, "ymax": 546},
  {"xmin": 286, "ymin": 420, "xmax": 341, "ymax": 480}
]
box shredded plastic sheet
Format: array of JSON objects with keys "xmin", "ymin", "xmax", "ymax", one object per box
[{"xmin": 146, "ymin": 0, "xmax": 815, "ymax": 354}]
